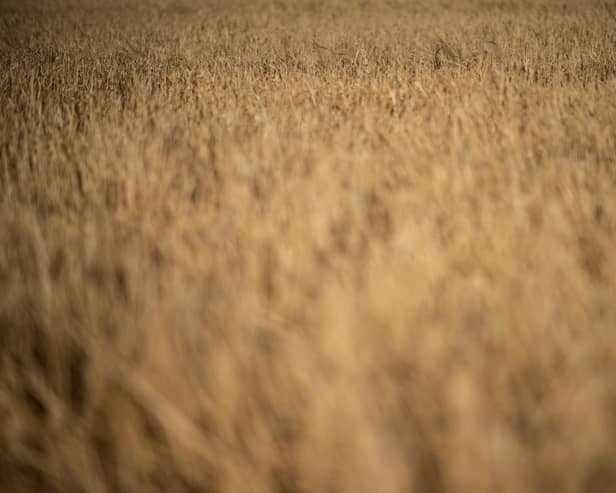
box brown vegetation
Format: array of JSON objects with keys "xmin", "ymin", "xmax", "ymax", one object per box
[{"xmin": 1, "ymin": 1, "xmax": 616, "ymax": 491}]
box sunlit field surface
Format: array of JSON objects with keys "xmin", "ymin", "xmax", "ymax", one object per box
[{"xmin": 1, "ymin": 1, "xmax": 616, "ymax": 491}]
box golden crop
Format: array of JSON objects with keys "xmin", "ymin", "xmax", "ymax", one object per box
[{"xmin": 1, "ymin": 1, "xmax": 616, "ymax": 492}]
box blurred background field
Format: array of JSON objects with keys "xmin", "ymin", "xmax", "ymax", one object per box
[{"xmin": 1, "ymin": 1, "xmax": 616, "ymax": 492}]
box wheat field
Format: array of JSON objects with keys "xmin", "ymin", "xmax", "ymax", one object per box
[{"xmin": 1, "ymin": 0, "xmax": 616, "ymax": 492}]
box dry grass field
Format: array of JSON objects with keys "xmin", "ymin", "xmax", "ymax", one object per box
[{"xmin": 1, "ymin": 0, "xmax": 616, "ymax": 491}]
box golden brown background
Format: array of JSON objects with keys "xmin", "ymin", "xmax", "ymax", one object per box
[{"xmin": 1, "ymin": 1, "xmax": 616, "ymax": 491}]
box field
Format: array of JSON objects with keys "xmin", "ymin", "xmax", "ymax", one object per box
[{"xmin": 1, "ymin": 0, "xmax": 616, "ymax": 491}]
